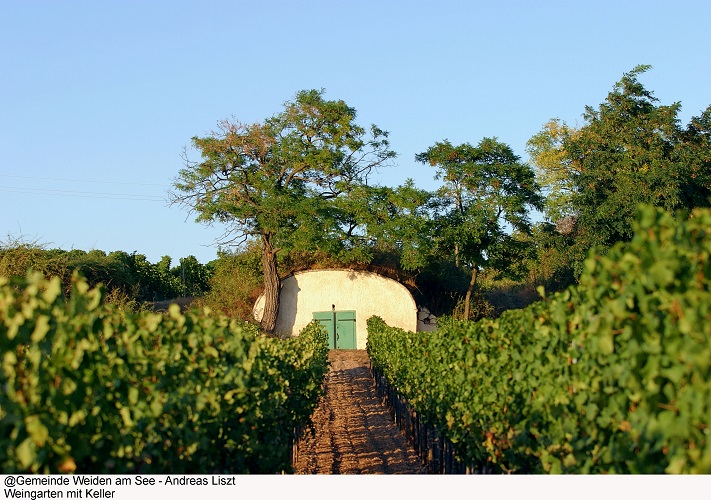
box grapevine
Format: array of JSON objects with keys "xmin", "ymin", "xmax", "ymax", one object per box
[
  {"xmin": 368, "ymin": 205, "xmax": 711, "ymax": 474},
  {"xmin": 0, "ymin": 273, "xmax": 328, "ymax": 473}
]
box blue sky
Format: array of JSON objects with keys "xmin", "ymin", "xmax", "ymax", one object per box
[{"xmin": 1, "ymin": 0, "xmax": 709, "ymax": 265}]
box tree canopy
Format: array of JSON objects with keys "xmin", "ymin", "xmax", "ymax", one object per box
[
  {"xmin": 169, "ymin": 66, "xmax": 710, "ymax": 325},
  {"xmin": 172, "ymin": 89, "xmax": 396, "ymax": 332},
  {"xmin": 6, "ymin": 68, "xmax": 708, "ymax": 324},
  {"xmin": 416, "ymin": 137, "xmax": 542, "ymax": 319},
  {"xmin": 528, "ymin": 65, "xmax": 711, "ymax": 271}
]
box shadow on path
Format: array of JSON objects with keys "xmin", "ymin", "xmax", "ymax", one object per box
[{"xmin": 293, "ymin": 350, "xmax": 426, "ymax": 475}]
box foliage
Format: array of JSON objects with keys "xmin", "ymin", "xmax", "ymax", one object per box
[
  {"xmin": 0, "ymin": 241, "xmax": 211, "ymax": 306},
  {"xmin": 195, "ymin": 243, "xmax": 264, "ymax": 320},
  {"xmin": 450, "ymin": 292, "xmax": 495, "ymax": 323},
  {"xmin": 517, "ymin": 221, "xmax": 577, "ymax": 294},
  {"xmin": 338, "ymin": 180, "xmax": 439, "ymax": 272},
  {"xmin": 0, "ymin": 273, "xmax": 328, "ymax": 473},
  {"xmin": 175, "ymin": 255, "xmax": 211, "ymax": 298},
  {"xmin": 172, "ymin": 89, "xmax": 396, "ymax": 333},
  {"xmin": 416, "ymin": 137, "xmax": 543, "ymax": 319},
  {"xmin": 525, "ymin": 119, "xmax": 580, "ymax": 223},
  {"xmin": 368, "ymin": 205, "xmax": 711, "ymax": 473},
  {"xmin": 528, "ymin": 65, "xmax": 711, "ymax": 275},
  {"xmin": 409, "ymin": 259, "xmax": 470, "ymax": 316}
]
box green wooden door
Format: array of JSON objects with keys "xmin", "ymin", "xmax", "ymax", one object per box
[
  {"xmin": 313, "ymin": 310, "xmax": 356, "ymax": 349},
  {"xmin": 312, "ymin": 311, "xmax": 335, "ymax": 349},
  {"xmin": 336, "ymin": 310, "xmax": 356, "ymax": 349}
]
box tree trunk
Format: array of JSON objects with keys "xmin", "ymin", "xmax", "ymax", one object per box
[
  {"xmin": 463, "ymin": 266, "xmax": 478, "ymax": 321},
  {"xmin": 260, "ymin": 234, "xmax": 280, "ymax": 334}
]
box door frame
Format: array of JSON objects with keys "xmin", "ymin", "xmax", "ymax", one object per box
[{"xmin": 313, "ymin": 310, "xmax": 356, "ymax": 349}]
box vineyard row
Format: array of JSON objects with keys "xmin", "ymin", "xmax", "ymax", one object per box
[
  {"xmin": 367, "ymin": 206, "xmax": 711, "ymax": 474},
  {"xmin": 0, "ymin": 273, "xmax": 329, "ymax": 474}
]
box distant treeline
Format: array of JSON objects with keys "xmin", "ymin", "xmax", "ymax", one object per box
[
  {"xmin": 0, "ymin": 242, "xmax": 211, "ymax": 306},
  {"xmin": 4, "ymin": 68, "xmax": 709, "ymax": 323}
]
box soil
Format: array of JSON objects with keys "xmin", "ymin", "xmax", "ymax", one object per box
[{"xmin": 292, "ymin": 350, "xmax": 427, "ymax": 474}]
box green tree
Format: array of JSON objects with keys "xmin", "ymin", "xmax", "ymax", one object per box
[
  {"xmin": 339, "ymin": 179, "xmax": 438, "ymax": 273},
  {"xmin": 525, "ymin": 118, "xmax": 580, "ymax": 224},
  {"xmin": 416, "ymin": 137, "xmax": 542, "ymax": 320},
  {"xmin": 679, "ymin": 105, "xmax": 711, "ymax": 207},
  {"xmin": 155, "ymin": 256, "xmax": 182, "ymax": 299},
  {"xmin": 172, "ymin": 90, "xmax": 395, "ymax": 333},
  {"xmin": 529, "ymin": 65, "xmax": 711, "ymax": 270},
  {"xmin": 199, "ymin": 243, "xmax": 263, "ymax": 319},
  {"xmin": 174, "ymin": 255, "xmax": 211, "ymax": 297}
]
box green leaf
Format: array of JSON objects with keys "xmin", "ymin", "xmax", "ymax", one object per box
[
  {"xmin": 25, "ymin": 415, "xmax": 49, "ymax": 446},
  {"xmin": 16, "ymin": 437, "xmax": 36, "ymax": 469},
  {"xmin": 598, "ymin": 333, "xmax": 614, "ymax": 354},
  {"xmin": 119, "ymin": 407, "xmax": 133, "ymax": 427},
  {"xmin": 665, "ymin": 455, "xmax": 687, "ymax": 474},
  {"xmin": 30, "ymin": 315, "xmax": 51, "ymax": 342},
  {"xmin": 128, "ymin": 387, "xmax": 139, "ymax": 406}
]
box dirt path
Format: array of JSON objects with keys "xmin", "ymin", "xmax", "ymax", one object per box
[{"xmin": 293, "ymin": 350, "xmax": 426, "ymax": 474}]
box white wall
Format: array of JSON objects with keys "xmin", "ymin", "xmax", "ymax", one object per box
[{"xmin": 253, "ymin": 269, "xmax": 418, "ymax": 349}]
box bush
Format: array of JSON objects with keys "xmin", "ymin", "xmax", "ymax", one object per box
[
  {"xmin": 0, "ymin": 272, "xmax": 328, "ymax": 473},
  {"xmin": 368, "ymin": 205, "xmax": 711, "ymax": 473}
]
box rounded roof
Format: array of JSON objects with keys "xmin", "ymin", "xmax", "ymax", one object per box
[{"xmin": 253, "ymin": 268, "xmax": 418, "ymax": 345}]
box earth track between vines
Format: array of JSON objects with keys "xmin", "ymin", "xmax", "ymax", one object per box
[{"xmin": 293, "ymin": 350, "xmax": 426, "ymax": 475}]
